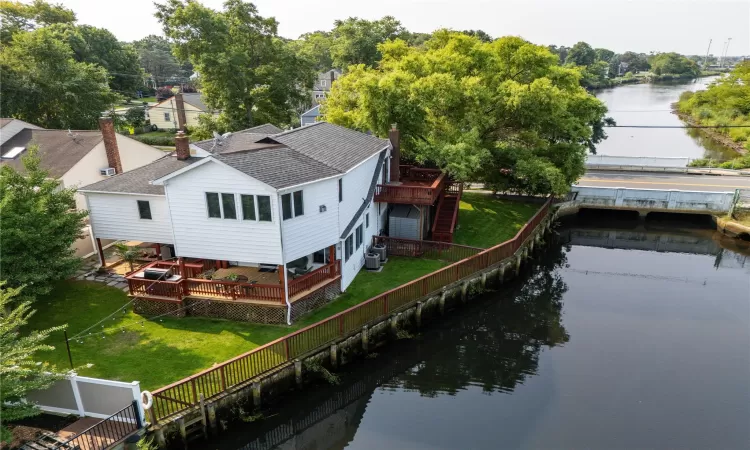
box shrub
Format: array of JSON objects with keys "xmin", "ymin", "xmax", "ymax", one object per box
[{"xmin": 132, "ymin": 135, "xmax": 175, "ymax": 146}]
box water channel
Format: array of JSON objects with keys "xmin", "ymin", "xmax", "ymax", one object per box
[
  {"xmin": 594, "ymin": 76, "xmax": 739, "ymax": 161},
  {"xmin": 194, "ymin": 213, "xmax": 750, "ymax": 450}
]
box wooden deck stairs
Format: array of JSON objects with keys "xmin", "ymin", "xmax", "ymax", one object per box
[{"xmin": 431, "ymin": 182, "xmax": 463, "ymax": 243}]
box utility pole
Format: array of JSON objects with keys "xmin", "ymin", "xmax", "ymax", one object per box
[
  {"xmin": 703, "ymin": 39, "xmax": 712, "ymax": 68},
  {"xmin": 724, "ymin": 38, "xmax": 732, "ymax": 67}
]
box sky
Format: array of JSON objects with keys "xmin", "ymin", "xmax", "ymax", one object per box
[{"xmin": 51, "ymin": 0, "xmax": 749, "ymax": 55}]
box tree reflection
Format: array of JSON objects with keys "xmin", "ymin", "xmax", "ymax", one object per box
[{"xmin": 386, "ymin": 241, "xmax": 570, "ymax": 397}]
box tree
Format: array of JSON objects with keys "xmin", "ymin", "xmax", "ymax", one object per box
[
  {"xmin": 156, "ymin": 0, "xmax": 314, "ymax": 130},
  {"xmin": 114, "ymin": 243, "xmax": 140, "ymax": 272},
  {"xmin": 46, "ymin": 24, "xmax": 144, "ymax": 93},
  {"xmin": 620, "ymin": 51, "xmax": 650, "ymax": 72},
  {"xmin": 0, "ymin": 282, "xmax": 69, "ymax": 443},
  {"xmin": 0, "ymin": 0, "xmax": 75, "ymax": 43},
  {"xmin": 329, "ymin": 16, "xmax": 405, "ymax": 69},
  {"xmin": 324, "ymin": 31, "xmax": 610, "ymax": 196},
  {"xmin": 461, "ymin": 29, "xmax": 492, "ymax": 42},
  {"xmin": 565, "ymin": 41, "xmax": 597, "ymax": 67},
  {"xmin": 0, "ymin": 147, "xmax": 88, "ymax": 299},
  {"xmin": 547, "ymin": 45, "xmax": 570, "ymax": 65},
  {"xmin": 123, "ymin": 106, "xmax": 147, "ymax": 129},
  {"xmin": 291, "ymin": 31, "xmax": 334, "ymax": 71},
  {"xmin": 132, "ymin": 35, "xmax": 189, "ymax": 85},
  {"xmin": 0, "ymin": 27, "xmax": 117, "ymax": 129},
  {"xmin": 649, "ymin": 52, "xmax": 700, "ymax": 77},
  {"xmin": 594, "ymin": 47, "xmax": 615, "ymax": 63},
  {"xmin": 401, "ymin": 31, "xmax": 432, "ymax": 47}
]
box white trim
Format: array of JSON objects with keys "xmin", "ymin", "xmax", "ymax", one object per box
[
  {"xmin": 78, "ymin": 190, "xmax": 165, "ymax": 197},
  {"xmin": 70, "ymin": 376, "xmax": 85, "ymax": 417},
  {"xmin": 152, "ymin": 157, "xmax": 278, "ymax": 192},
  {"xmin": 74, "ymin": 376, "xmax": 139, "ymax": 388},
  {"xmin": 277, "ymin": 172, "xmax": 342, "ymax": 192},
  {"xmin": 163, "ymin": 180, "xmax": 180, "ymax": 256},
  {"xmin": 130, "ymin": 381, "xmax": 144, "ymax": 421},
  {"xmin": 39, "ymin": 405, "xmax": 81, "ymax": 416}
]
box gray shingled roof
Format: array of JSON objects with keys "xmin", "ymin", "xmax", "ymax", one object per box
[
  {"xmin": 182, "ymin": 93, "xmax": 209, "ymax": 112},
  {"xmin": 263, "ymin": 122, "xmax": 388, "ymax": 173},
  {"xmin": 215, "ymin": 145, "xmax": 340, "ymax": 189},
  {"xmin": 192, "ymin": 123, "xmax": 284, "ymax": 153},
  {"xmin": 1, "ymin": 129, "xmax": 103, "ymax": 178},
  {"xmin": 80, "ymin": 154, "xmax": 198, "ymax": 195},
  {"xmin": 240, "ymin": 123, "xmax": 283, "ymax": 135}
]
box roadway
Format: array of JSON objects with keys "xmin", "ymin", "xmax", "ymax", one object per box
[{"xmin": 577, "ymin": 171, "xmax": 750, "ymax": 192}]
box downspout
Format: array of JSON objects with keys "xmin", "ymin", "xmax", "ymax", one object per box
[{"xmin": 277, "ymin": 192, "xmax": 292, "ymax": 324}]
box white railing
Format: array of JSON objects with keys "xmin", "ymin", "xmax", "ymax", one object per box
[{"xmin": 586, "ymin": 155, "xmax": 692, "ymax": 168}]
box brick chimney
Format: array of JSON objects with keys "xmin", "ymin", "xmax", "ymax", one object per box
[
  {"xmin": 330, "ymin": 70, "xmax": 336, "ymax": 88},
  {"xmin": 175, "ymin": 131, "xmax": 190, "ymax": 160},
  {"xmin": 174, "ymin": 93, "xmax": 187, "ymax": 131},
  {"xmin": 388, "ymin": 124, "xmax": 400, "ymax": 183},
  {"xmin": 98, "ymin": 117, "xmax": 123, "ymax": 174}
]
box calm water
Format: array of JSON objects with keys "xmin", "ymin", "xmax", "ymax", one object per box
[
  {"xmin": 196, "ymin": 214, "xmax": 750, "ymax": 450},
  {"xmin": 595, "ymin": 76, "xmax": 738, "ymax": 160}
]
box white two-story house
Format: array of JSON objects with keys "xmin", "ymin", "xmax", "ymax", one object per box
[{"xmin": 80, "ymin": 122, "xmax": 394, "ymax": 324}]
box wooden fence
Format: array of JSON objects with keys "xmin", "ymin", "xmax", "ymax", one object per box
[
  {"xmin": 148, "ymin": 198, "xmax": 552, "ymax": 423},
  {"xmin": 373, "ymin": 236, "xmax": 482, "ymax": 262}
]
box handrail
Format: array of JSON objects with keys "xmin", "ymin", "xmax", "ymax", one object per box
[
  {"xmin": 149, "ymin": 198, "xmax": 552, "ymax": 422},
  {"xmin": 54, "ymin": 401, "xmax": 141, "ymax": 450},
  {"xmin": 449, "ymin": 183, "xmax": 464, "ymax": 234}
]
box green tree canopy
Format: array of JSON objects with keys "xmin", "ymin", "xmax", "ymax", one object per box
[
  {"xmin": 0, "ymin": 0, "xmax": 75, "ymax": 43},
  {"xmin": 461, "ymin": 29, "xmax": 492, "ymax": 43},
  {"xmin": 547, "ymin": 45, "xmax": 570, "ymax": 65},
  {"xmin": 156, "ymin": 0, "xmax": 314, "ymax": 130},
  {"xmin": 594, "ymin": 47, "xmax": 615, "ymax": 63},
  {"xmin": 132, "ymin": 35, "xmax": 192, "ymax": 84},
  {"xmin": 329, "ymin": 16, "xmax": 404, "ymax": 69},
  {"xmin": 565, "ymin": 41, "xmax": 597, "ymax": 67},
  {"xmin": 649, "ymin": 52, "xmax": 700, "ymax": 77},
  {"xmin": 0, "ymin": 282, "xmax": 69, "ymax": 443},
  {"xmin": 0, "ymin": 27, "xmax": 117, "ymax": 128},
  {"xmin": 291, "ymin": 31, "xmax": 334, "ymax": 72},
  {"xmin": 620, "ymin": 51, "xmax": 650, "ymax": 72},
  {"xmin": 46, "ymin": 24, "xmax": 143, "ymax": 93},
  {"xmin": 324, "ymin": 31, "xmax": 610, "ymax": 196},
  {"xmin": 0, "ymin": 147, "xmax": 88, "ymax": 299}
]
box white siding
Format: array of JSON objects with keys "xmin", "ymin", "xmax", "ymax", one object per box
[
  {"xmin": 164, "ymin": 160, "xmax": 283, "ymax": 264},
  {"xmin": 337, "ymin": 152, "xmax": 383, "ymax": 231},
  {"xmin": 280, "ymin": 178, "xmax": 339, "ymax": 262},
  {"xmin": 339, "ymin": 200, "xmax": 380, "ymax": 291},
  {"xmin": 86, "ymin": 193, "xmax": 174, "ymax": 244},
  {"xmin": 149, "ymin": 99, "xmax": 205, "ymax": 130}
]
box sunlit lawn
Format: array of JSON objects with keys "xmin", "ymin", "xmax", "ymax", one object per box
[
  {"xmin": 28, "ymin": 257, "xmax": 446, "ymax": 390},
  {"xmin": 453, "ymin": 192, "xmax": 540, "ymax": 248}
]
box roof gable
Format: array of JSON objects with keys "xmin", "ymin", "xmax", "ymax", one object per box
[{"xmin": 0, "ymin": 129, "xmax": 103, "ymax": 178}]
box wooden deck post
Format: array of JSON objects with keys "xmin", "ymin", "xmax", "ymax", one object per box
[
  {"xmin": 328, "ymin": 245, "xmax": 336, "ymax": 264},
  {"xmin": 95, "ymin": 238, "xmax": 106, "ymax": 268},
  {"xmin": 278, "ymin": 265, "xmax": 287, "ymax": 304}
]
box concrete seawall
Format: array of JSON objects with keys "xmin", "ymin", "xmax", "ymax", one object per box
[
  {"xmin": 566, "ymin": 186, "xmax": 735, "ymax": 216},
  {"xmin": 147, "ymin": 211, "xmax": 557, "ymax": 447}
]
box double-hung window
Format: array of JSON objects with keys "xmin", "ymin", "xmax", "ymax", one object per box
[
  {"xmin": 281, "ymin": 190, "xmax": 304, "ymax": 220},
  {"xmin": 345, "ymin": 234, "xmax": 354, "ymax": 262},
  {"xmin": 206, "ymin": 192, "xmax": 237, "ymax": 219},
  {"xmin": 355, "ymin": 224, "xmax": 363, "ymax": 249},
  {"xmin": 239, "ymin": 194, "xmax": 272, "ymax": 222},
  {"xmin": 137, "ymin": 200, "xmax": 152, "ymax": 220}
]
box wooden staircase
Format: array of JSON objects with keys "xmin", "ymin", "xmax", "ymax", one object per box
[{"xmin": 431, "ymin": 182, "xmax": 463, "ymax": 242}]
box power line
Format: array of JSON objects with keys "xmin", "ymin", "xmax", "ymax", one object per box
[{"xmin": 604, "ymin": 124, "xmax": 750, "ymax": 129}]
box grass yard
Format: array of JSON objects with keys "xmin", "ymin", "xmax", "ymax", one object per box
[
  {"xmin": 27, "ymin": 257, "xmax": 446, "ymax": 390},
  {"xmin": 453, "ymin": 192, "xmax": 540, "ymax": 248}
]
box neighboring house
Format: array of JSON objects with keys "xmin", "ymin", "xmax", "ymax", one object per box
[
  {"xmin": 149, "ymin": 93, "xmax": 215, "ymax": 130},
  {"xmin": 81, "ymin": 122, "xmax": 393, "ymax": 323},
  {"xmin": 0, "ymin": 118, "xmax": 43, "ymax": 146},
  {"xmin": 0, "ymin": 118, "xmax": 167, "ymax": 257},
  {"xmin": 312, "ymin": 69, "xmax": 342, "ymax": 105},
  {"xmin": 300, "ymin": 105, "xmax": 321, "ymax": 126}
]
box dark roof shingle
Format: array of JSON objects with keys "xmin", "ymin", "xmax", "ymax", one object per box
[
  {"xmin": 0, "ymin": 129, "xmax": 103, "ymax": 178},
  {"xmin": 81, "ymin": 155, "xmax": 198, "ymax": 195}
]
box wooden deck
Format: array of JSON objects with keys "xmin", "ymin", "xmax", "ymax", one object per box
[{"xmin": 374, "ymin": 167, "xmax": 447, "ymax": 205}]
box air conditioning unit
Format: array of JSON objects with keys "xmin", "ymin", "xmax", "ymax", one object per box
[
  {"xmin": 365, "ymin": 253, "xmax": 381, "ymax": 271},
  {"xmin": 100, "ymin": 167, "xmax": 116, "ymax": 177},
  {"xmin": 373, "ymin": 244, "xmax": 387, "ymax": 262}
]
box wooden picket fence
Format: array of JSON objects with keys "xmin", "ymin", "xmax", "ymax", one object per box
[{"xmin": 148, "ymin": 198, "xmax": 552, "ymax": 423}]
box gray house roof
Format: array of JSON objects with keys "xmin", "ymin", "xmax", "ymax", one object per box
[
  {"xmin": 192, "ymin": 123, "xmax": 285, "ymax": 153},
  {"xmin": 262, "ymin": 122, "xmax": 388, "ymax": 173},
  {"xmin": 1, "ymin": 129, "xmax": 103, "ymax": 178},
  {"xmin": 301, "ymin": 105, "xmax": 321, "ymax": 119},
  {"xmin": 182, "ymin": 93, "xmax": 210, "ymax": 112},
  {"xmin": 80, "ymin": 154, "xmax": 198, "ymax": 195}
]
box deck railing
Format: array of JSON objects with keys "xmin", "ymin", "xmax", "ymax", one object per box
[
  {"xmin": 127, "ymin": 278, "xmax": 183, "ymax": 300},
  {"xmin": 54, "ymin": 401, "xmax": 141, "ymax": 450},
  {"xmin": 373, "ymin": 236, "xmax": 482, "ymax": 262},
  {"xmin": 185, "ymin": 279, "xmax": 285, "ymax": 303},
  {"xmin": 147, "ymin": 198, "xmax": 552, "ymax": 423},
  {"xmin": 288, "ymin": 262, "xmax": 340, "ymax": 298},
  {"xmin": 374, "ymin": 171, "xmax": 448, "ymax": 205}
]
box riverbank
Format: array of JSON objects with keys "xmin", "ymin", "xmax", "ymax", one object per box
[{"xmin": 673, "ymin": 107, "xmax": 748, "ymax": 156}]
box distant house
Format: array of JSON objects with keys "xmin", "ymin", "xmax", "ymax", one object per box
[
  {"xmin": 300, "ymin": 105, "xmax": 321, "ymax": 126},
  {"xmin": 0, "ymin": 118, "xmax": 43, "ymax": 146},
  {"xmin": 312, "ymin": 69, "xmax": 342, "ymax": 105},
  {"xmin": 149, "ymin": 93, "xmax": 215, "ymax": 130},
  {"xmin": 1, "ymin": 118, "xmax": 166, "ymax": 257}
]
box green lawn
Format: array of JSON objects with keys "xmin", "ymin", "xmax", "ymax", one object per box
[
  {"xmin": 136, "ymin": 131, "xmax": 173, "ymax": 138},
  {"xmin": 453, "ymin": 192, "xmax": 540, "ymax": 248},
  {"xmin": 27, "ymin": 257, "xmax": 446, "ymax": 390}
]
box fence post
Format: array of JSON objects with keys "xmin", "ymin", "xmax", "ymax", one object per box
[
  {"xmin": 190, "ymin": 378, "xmax": 198, "ymax": 405},
  {"xmin": 132, "ymin": 400, "xmax": 144, "ymax": 428},
  {"xmin": 339, "ymin": 315, "xmax": 344, "ymax": 335},
  {"xmin": 130, "ymin": 381, "xmax": 144, "ymax": 423},
  {"xmin": 70, "ymin": 374, "xmax": 85, "ymax": 417},
  {"xmin": 220, "ymin": 366, "xmax": 227, "ymax": 390}
]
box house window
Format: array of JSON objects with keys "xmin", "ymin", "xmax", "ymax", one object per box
[
  {"xmin": 338, "ymin": 179, "xmax": 343, "ymax": 202},
  {"xmin": 365, "ymin": 213, "xmax": 370, "ymax": 228},
  {"xmin": 355, "ymin": 224, "xmax": 363, "ymax": 249},
  {"xmin": 282, "ymin": 194, "xmax": 293, "ymax": 220},
  {"xmin": 206, "ymin": 193, "xmax": 221, "ymax": 218},
  {"xmin": 345, "ymin": 234, "xmax": 353, "ymax": 262},
  {"xmin": 320, "ymin": 80, "xmax": 327, "ymax": 87},
  {"xmin": 164, "ymin": 112, "xmax": 170, "ymax": 121},
  {"xmin": 241, "ymin": 195, "xmax": 256, "ymax": 221},
  {"xmin": 293, "ymin": 191, "xmax": 304, "ymax": 217},
  {"xmin": 257, "ymin": 195, "xmax": 272, "ymax": 222},
  {"xmin": 281, "ymin": 190, "xmax": 304, "ymax": 220},
  {"xmin": 137, "ymin": 200, "xmax": 152, "ymax": 220},
  {"xmin": 221, "ymin": 193, "xmax": 237, "ymax": 219}
]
